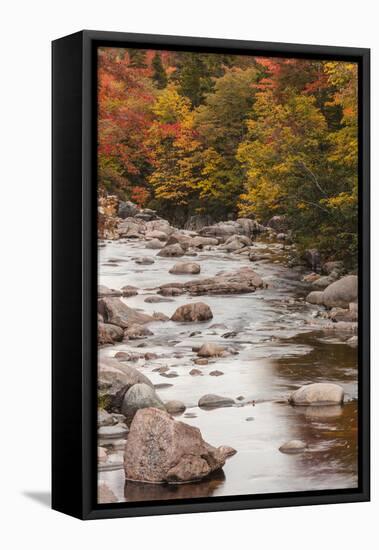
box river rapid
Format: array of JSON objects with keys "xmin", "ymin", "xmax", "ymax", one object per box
[{"xmin": 98, "ymin": 235, "xmax": 358, "ymax": 502}]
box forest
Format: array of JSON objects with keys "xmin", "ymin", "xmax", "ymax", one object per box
[{"xmin": 98, "ymin": 47, "xmax": 358, "ymax": 266}]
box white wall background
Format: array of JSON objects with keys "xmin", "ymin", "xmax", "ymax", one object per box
[{"xmin": 1, "ymin": 0, "xmax": 376, "ymax": 547}]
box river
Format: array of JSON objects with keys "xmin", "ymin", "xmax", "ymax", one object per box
[{"xmin": 98, "ymin": 235, "xmax": 358, "ymax": 502}]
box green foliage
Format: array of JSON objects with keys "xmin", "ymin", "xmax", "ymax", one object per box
[
  {"xmin": 128, "ymin": 48, "xmax": 147, "ymax": 68},
  {"xmin": 172, "ymin": 52, "xmax": 240, "ymax": 107},
  {"xmin": 151, "ymin": 52, "xmax": 167, "ymax": 89},
  {"xmin": 195, "ymin": 68, "xmax": 258, "ymax": 156},
  {"xmin": 237, "ymin": 60, "xmax": 358, "ymax": 266}
]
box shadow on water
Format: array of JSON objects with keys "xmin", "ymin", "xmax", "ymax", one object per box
[
  {"xmin": 283, "ymin": 402, "xmax": 358, "ymax": 481},
  {"xmin": 273, "ymin": 331, "xmax": 358, "ymax": 398},
  {"xmin": 124, "ymin": 470, "xmax": 225, "ymax": 502}
]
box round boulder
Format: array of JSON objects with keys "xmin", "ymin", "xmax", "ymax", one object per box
[
  {"xmin": 121, "ymin": 383, "xmax": 165, "ymax": 423},
  {"xmin": 165, "ymin": 400, "xmax": 186, "ymax": 414},
  {"xmin": 289, "ymin": 383, "xmax": 344, "ymax": 406},
  {"xmin": 323, "ymin": 275, "xmax": 358, "ymax": 308},
  {"xmin": 171, "ymin": 302, "xmax": 213, "ymax": 322}
]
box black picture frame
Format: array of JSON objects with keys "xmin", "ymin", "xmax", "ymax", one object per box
[{"xmin": 52, "ymin": 30, "xmax": 370, "ymax": 520}]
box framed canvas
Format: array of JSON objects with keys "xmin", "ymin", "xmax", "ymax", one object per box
[{"xmin": 52, "ymin": 30, "xmax": 370, "ymax": 520}]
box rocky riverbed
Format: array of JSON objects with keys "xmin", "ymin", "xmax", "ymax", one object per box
[{"xmin": 97, "ymin": 206, "xmax": 358, "ymax": 504}]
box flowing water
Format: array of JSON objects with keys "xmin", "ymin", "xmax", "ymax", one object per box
[{"xmin": 98, "ymin": 236, "xmax": 358, "ymax": 502}]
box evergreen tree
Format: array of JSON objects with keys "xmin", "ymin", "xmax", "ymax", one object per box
[
  {"xmin": 152, "ymin": 52, "xmax": 167, "ymax": 89},
  {"xmin": 128, "ymin": 48, "xmax": 147, "ymax": 68}
]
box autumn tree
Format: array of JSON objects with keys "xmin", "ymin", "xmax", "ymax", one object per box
[
  {"xmin": 192, "ymin": 68, "xmax": 258, "ymax": 217},
  {"xmin": 97, "ymin": 47, "xmax": 155, "ymax": 203},
  {"xmin": 147, "ymin": 84, "xmax": 202, "ymax": 220},
  {"xmin": 98, "ymin": 48, "xmax": 358, "ymax": 264},
  {"xmin": 237, "ymin": 60, "xmax": 358, "ymax": 265}
]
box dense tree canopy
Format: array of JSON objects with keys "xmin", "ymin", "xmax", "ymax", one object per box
[{"xmin": 98, "ymin": 48, "xmax": 358, "ymax": 265}]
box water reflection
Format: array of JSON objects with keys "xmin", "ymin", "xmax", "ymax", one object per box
[
  {"xmin": 124, "ymin": 470, "xmax": 225, "ymax": 501},
  {"xmin": 294, "ymin": 402, "xmax": 358, "ymax": 481}
]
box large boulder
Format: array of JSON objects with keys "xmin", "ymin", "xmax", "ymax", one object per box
[
  {"xmin": 157, "ymin": 243, "xmax": 185, "ymax": 257},
  {"xmin": 121, "ymin": 383, "xmax": 165, "ymax": 423},
  {"xmin": 124, "ymin": 408, "xmax": 235, "ymax": 483},
  {"xmin": 118, "ymin": 218, "xmax": 145, "ymax": 238},
  {"xmin": 118, "ymin": 200, "xmax": 139, "ymax": 219},
  {"xmin": 185, "ymin": 266, "xmax": 263, "ymax": 296},
  {"xmin": 145, "ymin": 219, "xmax": 173, "ymax": 235},
  {"xmin": 323, "ymin": 275, "xmax": 358, "ymax": 308},
  {"xmin": 289, "ymin": 383, "xmax": 344, "ymax": 406},
  {"xmin": 169, "ymin": 262, "xmax": 201, "ymax": 275},
  {"xmin": 171, "ymin": 302, "xmax": 213, "ymax": 322},
  {"xmin": 156, "ymin": 266, "xmax": 264, "ymax": 297},
  {"xmin": 98, "ymin": 322, "xmax": 124, "ymax": 345},
  {"xmin": 98, "ymin": 358, "xmax": 154, "ymax": 411},
  {"xmin": 98, "ymin": 297, "xmax": 153, "ymax": 329}
]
